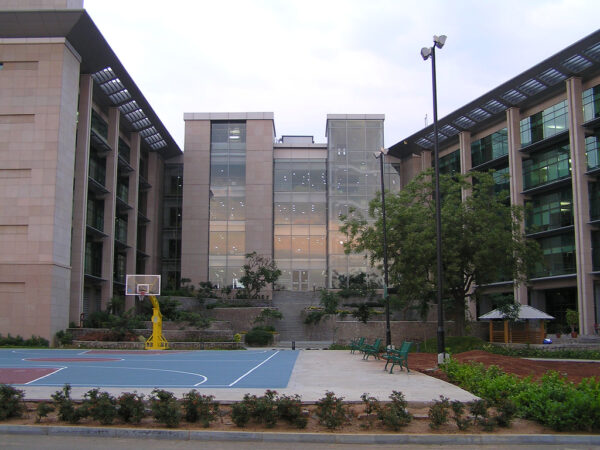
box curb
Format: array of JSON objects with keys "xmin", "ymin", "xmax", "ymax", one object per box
[{"xmin": 1, "ymin": 425, "xmax": 600, "ymax": 445}]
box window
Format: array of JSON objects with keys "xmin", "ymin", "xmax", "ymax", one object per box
[
  {"xmin": 586, "ymin": 133, "xmax": 600, "ymax": 171},
  {"xmin": 520, "ymin": 100, "xmax": 568, "ymax": 147},
  {"xmin": 438, "ymin": 150, "xmax": 460, "ymax": 175},
  {"xmin": 522, "ymin": 143, "xmax": 571, "ymax": 190},
  {"xmin": 583, "ymin": 85, "xmax": 600, "ymax": 122},
  {"xmin": 525, "ymin": 188, "xmax": 573, "ymax": 233},
  {"xmin": 471, "ymin": 128, "xmax": 508, "ymax": 166},
  {"xmin": 535, "ymin": 233, "xmax": 576, "ymax": 277},
  {"xmin": 169, "ymin": 207, "xmax": 181, "ymax": 227}
]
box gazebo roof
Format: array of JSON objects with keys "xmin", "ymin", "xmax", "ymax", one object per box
[{"xmin": 478, "ymin": 305, "xmax": 554, "ymax": 320}]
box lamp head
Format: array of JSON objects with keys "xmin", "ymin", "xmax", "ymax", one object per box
[
  {"xmin": 420, "ymin": 47, "xmax": 432, "ymax": 60},
  {"xmin": 380, "ymin": 147, "xmax": 389, "ymax": 155},
  {"xmin": 433, "ymin": 35, "xmax": 447, "ymax": 49}
]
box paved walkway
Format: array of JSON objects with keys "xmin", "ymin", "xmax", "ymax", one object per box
[{"xmin": 17, "ymin": 350, "xmax": 476, "ymax": 405}]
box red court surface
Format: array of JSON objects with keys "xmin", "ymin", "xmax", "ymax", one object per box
[{"xmin": 0, "ymin": 368, "xmax": 60, "ymax": 384}]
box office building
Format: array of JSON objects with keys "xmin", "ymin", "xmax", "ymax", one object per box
[{"xmin": 388, "ymin": 30, "xmax": 600, "ymax": 335}]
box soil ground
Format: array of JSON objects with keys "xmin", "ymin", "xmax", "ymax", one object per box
[{"xmin": 2, "ymin": 350, "xmax": 598, "ymax": 435}]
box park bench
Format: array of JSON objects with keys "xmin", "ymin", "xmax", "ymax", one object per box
[
  {"xmin": 361, "ymin": 338, "xmax": 383, "ymax": 360},
  {"xmin": 383, "ymin": 341, "xmax": 412, "ymax": 373},
  {"xmin": 349, "ymin": 337, "xmax": 365, "ymax": 354}
]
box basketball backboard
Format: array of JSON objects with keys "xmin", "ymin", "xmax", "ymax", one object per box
[{"xmin": 125, "ymin": 274, "xmax": 161, "ymax": 296}]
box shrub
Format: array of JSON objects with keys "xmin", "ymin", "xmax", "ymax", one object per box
[
  {"xmin": 244, "ymin": 327, "xmax": 273, "ymax": 346},
  {"xmin": 377, "ymin": 391, "xmax": 412, "ymax": 431},
  {"xmin": 0, "ymin": 334, "xmax": 49, "ymax": 348},
  {"xmin": 0, "ymin": 384, "xmax": 25, "ymax": 420},
  {"xmin": 450, "ymin": 400, "xmax": 470, "ymax": 431},
  {"xmin": 182, "ymin": 390, "xmax": 219, "ymax": 427},
  {"xmin": 51, "ymin": 384, "xmax": 83, "ymax": 423},
  {"xmin": 496, "ymin": 398, "xmax": 517, "ymax": 428},
  {"xmin": 316, "ymin": 391, "xmax": 348, "ymax": 429},
  {"xmin": 276, "ymin": 393, "xmax": 307, "ymax": 429},
  {"xmin": 150, "ymin": 389, "xmax": 181, "ymax": 428},
  {"xmin": 303, "ymin": 310, "xmax": 326, "ymax": 325},
  {"xmin": 352, "ymin": 303, "xmax": 371, "ymax": 323},
  {"xmin": 83, "ymin": 388, "xmax": 117, "ymax": 425},
  {"xmin": 469, "ymin": 399, "xmax": 488, "ymax": 423},
  {"xmin": 441, "ymin": 359, "xmax": 600, "ymax": 432},
  {"xmin": 35, "ymin": 402, "xmax": 54, "ymax": 423},
  {"xmin": 231, "ymin": 402, "xmax": 250, "ymax": 427},
  {"xmin": 251, "ymin": 390, "xmax": 279, "ymax": 428},
  {"xmin": 117, "ymin": 392, "xmax": 146, "ymax": 424},
  {"xmin": 428, "ymin": 396, "xmax": 450, "ymax": 429}
]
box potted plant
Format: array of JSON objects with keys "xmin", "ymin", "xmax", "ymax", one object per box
[{"xmin": 566, "ymin": 308, "xmax": 579, "ymax": 338}]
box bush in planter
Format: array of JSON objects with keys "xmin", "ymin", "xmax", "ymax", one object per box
[
  {"xmin": 244, "ymin": 327, "xmax": 274, "ymax": 346},
  {"xmin": 566, "ymin": 308, "xmax": 579, "ymax": 336}
]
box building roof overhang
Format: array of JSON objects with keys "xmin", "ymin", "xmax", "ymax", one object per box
[
  {"xmin": 0, "ymin": 9, "xmax": 182, "ymax": 159},
  {"xmin": 389, "ymin": 29, "xmax": 600, "ymax": 160}
]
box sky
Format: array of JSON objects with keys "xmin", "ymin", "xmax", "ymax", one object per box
[{"xmin": 83, "ymin": 0, "xmax": 599, "ymax": 150}]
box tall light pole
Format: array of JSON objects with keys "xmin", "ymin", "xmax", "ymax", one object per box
[
  {"xmin": 375, "ymin": 147, "xmax": 391, "ymax": 348},
  {"xmin": 421, "ymin": 34, "xmax": 447, "ymax": 365}
]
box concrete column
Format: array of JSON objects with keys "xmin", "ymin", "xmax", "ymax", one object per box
[
  {"xmin": 181, "ymin": 119, "xmax": 211, "ymax": 286},
  {"xmin": 459, "ymin": 131, "xmax": 472, "ymax": 174},
  {"xmin": 69, "ymin": 74, "xmax": 92, "ymax": 323},
  {"xmin": 100, "ymin": 108, "xmax": 119, "ymax": 307},
  {"xmin": 506, "ymin": 107, "xmax": 528, "ymax": 305},
  {"xmin": 566, "ymin": 77, "xmax": 594, "ymax": 335},
  {"xmin": 145, "ymin": 150, "xmax": 162, "ymax": 275},
  {"xmin": 126, "ymin": 134, "xmax": 140, "ymax": 279},
  {"xmin": 123, "ymin": 133, "xmax": 140, "ymax": 311},
  {"xmin": 459, "ymin": 131, "xmax": 472, "ymax": 201}
]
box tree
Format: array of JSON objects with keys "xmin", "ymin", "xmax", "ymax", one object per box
[
  {"xmin": 239, "ymin": 252, "xmax": 282, "ymax": 299},
  {"xmin": 341, "ymin": 169, "xmax": 540, "ymax": 334}
]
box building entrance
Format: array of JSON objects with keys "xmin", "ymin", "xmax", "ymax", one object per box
[{"xmin": 291, "ymin": 270, "xmax": 309, "ymax": 291}]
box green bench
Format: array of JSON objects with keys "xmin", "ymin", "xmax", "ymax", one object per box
[
  {"xmin": 361, "ymin": 338, "xmax": 382, "ymax": 360},
  {"xmin": 383, "ymin": 341, "xmax": 412, "ymax": 373},
  {"xmin": 349, "ymin": 337, "xmax": 365, "ymax": 354}
]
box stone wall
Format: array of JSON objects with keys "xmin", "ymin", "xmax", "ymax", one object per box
[
  {"xmin": 302, "ymin": 317, "xmax": 489, "ymax": 345},
  {"xmin": 72, "ymin": 341, "xmax": 242, "ymax": 350},
  {"xmin": 204, "ymin": 307, "xmax": 273, "ymax": 333}
]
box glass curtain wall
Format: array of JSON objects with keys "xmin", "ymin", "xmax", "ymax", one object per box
[
  {"xmin": 273, "ymin": 159, "xmax": 327, "ymax": 290},
  {"xmin": 208, "ymin": 122, "xmax": 246, "ymax": 288},
  {"xmin": 326, "ymin": 118, "xmax": 399, "ymax": 288}
]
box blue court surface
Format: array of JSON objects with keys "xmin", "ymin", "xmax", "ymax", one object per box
[{"xmin": 0, "ymin": 349, "xmax": 299, "ymax": 389}]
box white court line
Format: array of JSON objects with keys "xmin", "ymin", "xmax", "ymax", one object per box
[
  {"xmin": 228, "ymin": 351, "xmax": 280, "ymax": 387},
  {"xmin": 25, "ymin": 367, "xmax": 66, "ymax": 385}
]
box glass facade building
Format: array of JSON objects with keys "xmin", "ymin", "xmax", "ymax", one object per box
[
  {"xmin": 208, "ymin": 122, "xmax": 247, "ymax": 288},
  {"xmin": 326, "ymin": 117, "xmax": 399, "ymax": 287},
  {"xmin": 273, "ymin": 158, "xmax": 327, "ymax": 290}
]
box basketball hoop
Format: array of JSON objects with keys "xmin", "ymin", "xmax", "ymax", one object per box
[{"xmin": 137, "ymin": 290, "xmax": 147, "ymax": 302}]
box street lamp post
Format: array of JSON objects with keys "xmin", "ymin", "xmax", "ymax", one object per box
[
  {"xmin": 375, "ymin": 147, "xmax": 392, "ymax": 348},
  {"xmin": 421, "ymin": 34, "xmax": 447, "ymax": 365}
]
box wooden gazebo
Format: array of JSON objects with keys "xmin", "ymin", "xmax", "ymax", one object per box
[{"xmin": 478, "ymin": 305, "xmax": 554, "ymax": 344}]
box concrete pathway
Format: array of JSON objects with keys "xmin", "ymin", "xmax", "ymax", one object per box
[{"xmin": 18, "ymin": 350, "xmax": 476, "ymax": 405}]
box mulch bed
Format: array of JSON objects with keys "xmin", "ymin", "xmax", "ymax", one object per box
[{"xmin": 407, "ymin": 350, "xmax": 600, "ymax": 384}]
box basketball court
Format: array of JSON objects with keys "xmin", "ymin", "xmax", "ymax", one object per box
[{"xmin": 0, "ymin": 348, "xmax": 297, "ymax": 389}]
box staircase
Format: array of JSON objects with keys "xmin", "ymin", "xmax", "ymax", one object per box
[{"xmin": 272, "ymin": 290, "xmax": 332, "ymax": 348}]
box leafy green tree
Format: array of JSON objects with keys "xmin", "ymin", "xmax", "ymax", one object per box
[
  {"xmin": 341, "ymin": 170, "xmax": 539, "ymax": 334},
  {"xmin": 239, "ymin": 252, "xmax": 282, "ymax": 299}
]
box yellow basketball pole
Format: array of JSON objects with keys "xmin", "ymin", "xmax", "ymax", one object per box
[{"xmin": 145, "ymin": 295, "xmax": 169, "ymax": 350}]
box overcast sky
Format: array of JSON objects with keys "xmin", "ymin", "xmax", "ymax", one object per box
[{"xmin": 84, "ymin": 0, "xmax": 599, "ymax": 150}]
